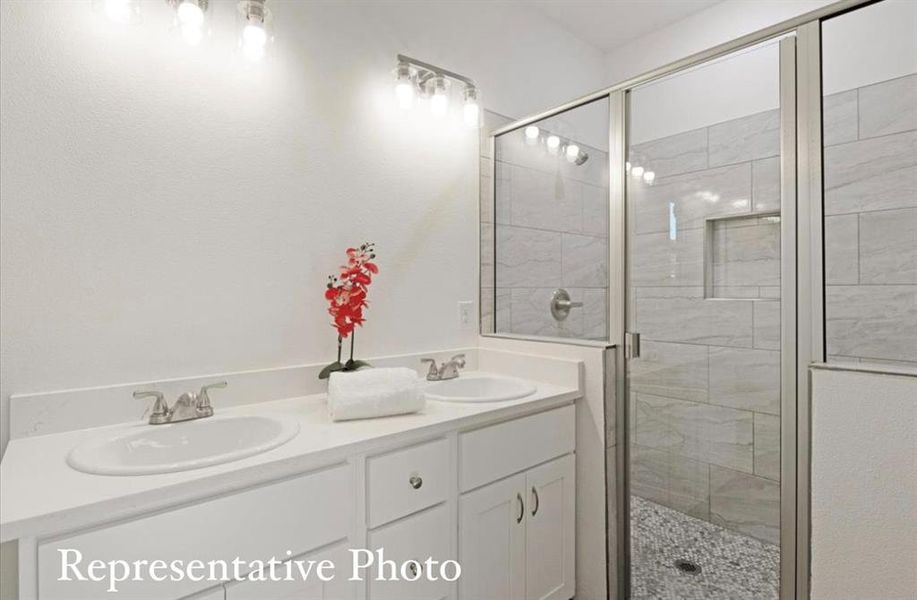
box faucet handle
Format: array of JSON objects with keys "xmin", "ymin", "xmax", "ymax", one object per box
[
  {"xmin": 451, "ymin": 354, "xmax": 466, "ymax": 368},
  {"xmin": 420, "ymin": 358, "xmax": 439, "ymax": 380},
  {"xmin": 197, "ymin": 381, "xmax": 226, "ymax": 415},
  {"xmin": 133, "ymin": 390, "xmax": 169, "ymax": 423}
]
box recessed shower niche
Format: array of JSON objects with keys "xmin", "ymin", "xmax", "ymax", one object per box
[{"xmin": 705, "ymin": 212, "xmax": 781, "ymax": 300}]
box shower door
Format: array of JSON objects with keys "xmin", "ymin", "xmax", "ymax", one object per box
[{"xmin": 623, "ymin": 38, "xmax": 794, "ymax": 599}]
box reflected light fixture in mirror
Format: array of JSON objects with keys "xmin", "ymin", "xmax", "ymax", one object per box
[
  {"xmin": 546, "ymin": 135, "xmax": 561, "ymax": 154},
  {"xmin": 564, "ymin": 144, "xmax": 580, "ymax": 163},
  {"xmin": 524, "ymin": 126, "xmax": 540, "ymax": 145}
]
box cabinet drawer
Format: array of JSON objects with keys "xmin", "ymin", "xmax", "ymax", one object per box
[
  {"xmin": 367, "ymin": 504, "xmax": 454, "ymax": 600},
  {"xmin": 367, "ymin": 438, "xmax": 450, "ymax": 528},
  {"xmin": 459, "ymin": 405, "xmax": 574, "ymax": 492},
  {"xmin": 38, "ymin": 464, "xmax": 353, "ymax": 600}
]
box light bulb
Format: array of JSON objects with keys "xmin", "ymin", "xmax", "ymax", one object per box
[
  {"xmin": 430, "ymin": 76, "xmax": 448, "ymax": 119},
  {"xmin": 546, "ymin": 135, "xmax": 560, "ymax": 154},
  {"xmin": 631, "ymin": 166, "xmax": 645, "ymax": 178},
  {"xmin": 104, "ymin": 0, "xmax": 140, "ymax": 24},
  {"xmin": 431, "ymin": 93, "xmax": 448, "ymax": 118},
  {"xmin": 464, "ymin": 102, "xmax": 480, "ymax": 128},
  {"xmin": 176, "ymin": 2, "xmax": 204, "ymax": 45},
  {"xmin": 395, "ymin": 81, "xmax": 415, "ymax": 110},
  {"xmin": 524, "ymin": 126, "xmax": 540, "ymax": 139},
  {"xmin": 463, "ymin": 86, "xmax": 480, "ymax": 128},
  {"xmin": 393, "ymin": 62, "xmax": 415, "ymax": 110},
  {"xmin": 565, "ymin": 144, "xmax": 580, "ymax": 163},
  {"xmin": 242, "ymin": 22, "xmax": 267, "ymax": 60},
  {"xmin": 177, "ymin": 1, "xmax": 203, "ymax": 27},
  {"xmin": 643, "ymin": 171, "xmax": 656, "ymax": 184},
  {"xmin": 625, "ymin": 161, "xmax": 631, "ymax": 171}
]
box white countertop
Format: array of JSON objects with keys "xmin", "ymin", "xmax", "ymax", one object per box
[{"xmin": 0, "ymin": 374, "xmax": 578, "ymax": 543}]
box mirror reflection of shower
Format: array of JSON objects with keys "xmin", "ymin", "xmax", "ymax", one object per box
[{"xmin": 522, "ymin": 125, "xmax": 590, "ymax": 165}]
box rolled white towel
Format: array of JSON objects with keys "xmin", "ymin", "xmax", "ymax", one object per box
[{"xmin": 327, "ymin": 367, "xmax": 424, "ymax": 421}]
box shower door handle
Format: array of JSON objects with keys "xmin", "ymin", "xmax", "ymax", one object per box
[{"xmin": 625, "ymin": 332, "xmax": 641, "ymax": 359}]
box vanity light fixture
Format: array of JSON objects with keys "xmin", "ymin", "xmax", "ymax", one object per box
[
  {"xmin": 522, "ymin": 127, "xmax": 589, "ymax": 165},
  {"xmin": 238, "ymin": 0, "xmax": 272, "ymax": 61},
  {"xmin": 392, "ymin": 54, "xmax": 479, "ymax": 127},
  {"xmin": 167, "ymin": 0, "xmax": 209, "ymax": 46}
]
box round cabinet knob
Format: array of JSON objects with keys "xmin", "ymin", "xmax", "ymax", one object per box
[{"xmin": 409, "ymin": 474, "xmax": 423, "ymax": 490}]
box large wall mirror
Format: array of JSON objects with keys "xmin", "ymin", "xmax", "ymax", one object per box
[{"xmin": 482, "ymin": 96, "xmax": 611, "ymax": 342}]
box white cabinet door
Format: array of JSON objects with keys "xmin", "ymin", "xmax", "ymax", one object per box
[
  {"xmin": 458, "ymin": 473, "xmax": 526, "ymax": 600},
  {"xmin": 225, "ymin": 542, "xmax": 355, "ymax": 600},
  {"xmin": 524, "ymin": 455, "xmax": 575, "ymax": 600}
]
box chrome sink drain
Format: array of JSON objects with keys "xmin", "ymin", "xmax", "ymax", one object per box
[{"xmin": 674, "ymin": 559, "xmax": 701, "ymax": 574}]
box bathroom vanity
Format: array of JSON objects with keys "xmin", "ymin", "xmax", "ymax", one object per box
[{"xmin": 0, "ymin": 372, "xmax": 579, "ymax": 600}]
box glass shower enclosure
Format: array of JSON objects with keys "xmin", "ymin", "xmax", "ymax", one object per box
[{"xmin": 482, "ymin": 1, "xmax": 916, "ymax": 598}]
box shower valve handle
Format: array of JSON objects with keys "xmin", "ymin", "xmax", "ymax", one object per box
[{"xmin": 550, "ymin": 288, "xmax": 582, "ymax": 321}]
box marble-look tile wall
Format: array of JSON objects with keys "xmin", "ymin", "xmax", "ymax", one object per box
[
  {"xmin": 480, "ymin": 110, "xmax": 514, "ymax": 336},
  {"xmin": 481, "ymin": 110, "xmax": 610, "ymax": 340},
  {"xmin": 627, "ymin": 102, "xmax": 784, "ymax": 545},
  {"xmin": 824, "ymin": 73, "xmax": 917, "ymax": 368}
]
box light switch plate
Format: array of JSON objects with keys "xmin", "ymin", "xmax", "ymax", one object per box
[{"xmin": 458, "ymin": 301, "xmax": 475, "ymax": 331}]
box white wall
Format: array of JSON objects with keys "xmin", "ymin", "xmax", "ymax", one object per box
[
  {"xmin": 629, "ymin": 41, "xmax": 779, "ymax": 144},
  {"xmin": 822, "ymin": 0, "xmax": 917, "ymax": 93},
  {"xmin": 0, "ymin": 0, "xmax": 606, "ymax": 459},
  {"xmin": 603, "ymin": 0, "xmax": 836, "ymax": 85},
  {"xmin": 810, "ymin": 367, "xmax": 917, "ymax": 600}
]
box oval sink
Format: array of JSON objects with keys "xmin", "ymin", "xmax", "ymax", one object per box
[
  {"xmin": 425, "ymin": 374, "xmax": 536, "ymax": 403},
  {"xmin": 67, "ymin": 416, "xmax": 300, "ymax": 476}
]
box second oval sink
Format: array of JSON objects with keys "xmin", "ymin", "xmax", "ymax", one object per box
[
  {"xmin": 425, "ymin": 374, "xmax": 537, "ymax": 403},
  {"xmin": 67, "ymin": 415, "xmax": 300, "ymax": 476}
]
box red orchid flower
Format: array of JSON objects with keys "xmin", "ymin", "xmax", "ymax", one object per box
[{"xmin": 325, "ymin": 242, "xmax": 378, "ymax": 338}]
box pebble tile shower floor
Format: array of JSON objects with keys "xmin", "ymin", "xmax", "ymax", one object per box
[{"xmin": 630, "ymin": 496, "xmax": 779, "ymax": 599}]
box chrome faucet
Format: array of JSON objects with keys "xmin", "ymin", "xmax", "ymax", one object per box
[
  {"xmin": 420, "ymin": 354, "xmax": 466, "ymax": 381},
  {"xmin": 133, "ymin": 381, "xmax": 227, "ymax": 425}
]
